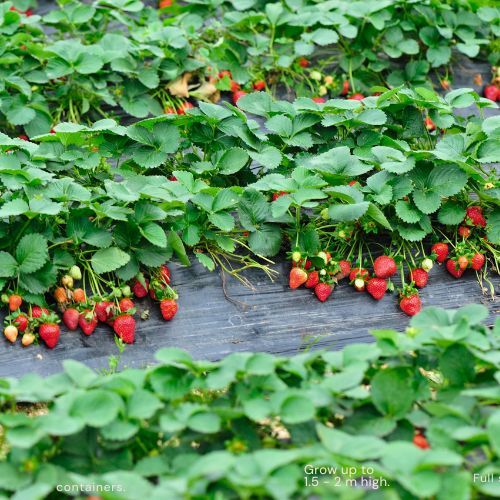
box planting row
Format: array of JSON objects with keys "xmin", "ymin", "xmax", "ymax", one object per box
[
  {"xmin": 0, "ymin": 86, "xmax": 498, "ymax": 346},
  {"xmin": 0, "ymin": 304, "xmax": 498, "ymax": 498},
  {"xmin": 0, "ymin": 0, "xmax": 499, "ymax": 135}
]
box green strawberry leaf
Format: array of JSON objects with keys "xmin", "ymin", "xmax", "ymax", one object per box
[
  {"xmin": 16, "ymin": 233, "xmax": 48, "ymax": 274},
  {"xmin": 91, "ymin": 247, "xmax": 131, "ymax": 274}
]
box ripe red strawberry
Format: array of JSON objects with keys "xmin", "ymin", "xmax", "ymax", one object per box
[
  {"xmin": 314, "ymin": 283, "xmax": 332, "ymax": 302},
  {"xmin": 348, "ymin": 93, "xmax": 365, "ymax": 101},
  {"xmin": 132, "ymin": 279, "xmax": 149, "ymax": 298},
  {"xmin": 8, "ymin": 294, "xmax": 22, "ymax": 311},
  {"xmin": 32, "ymin": 306, "xmax": 49, "ymax": 318},
  {"xmin": 160, "ymin": 264, "xmax": 171, "ymax": 283},
  {"xmin": 181, "ymin": 101, "xmax": 194, "ymax": 112},
  {"xmin": 413, "ymin": 434, "xmax": 430, "ymax": 449},
  {"xmin": 14, "ymin": 314, "xmax": 28, "ymax": 332},
  {"xmin": 446, "ymin": 259, "xmax": 464, "ymax": 278},
  {"xmin": 218, "ymin": 70, "xmax": 232, "ymax": 79},
  {"xmin": 95, "ymin": 301, "xmax": 114, "ymax": 322},
  {"xmin": 305, "ymin": 271, "xmax": 319, "ymax": 288},
  {"xmin": 458, "ymin": 225, "xmax": 471, "ymax": 238},
  {"xmin": 230, "ymin": 80, "xmax": 241, "ymax": 93},
  {"xmin": 272, "ymin": 191, "xmax": 288, "ymax": 201},
  {"xmin": 113, "ymin": 315, "xmax": 136, "ymax": 344},
  {"xmin": 119, "ymin": 298, "xmax": 135, "ymax": 313},
  {"xmin": 340, "ymin": 80, "xmax": 349, "ymax": 96},
  {"xmin": 484, "ymin": 85, "xmax": 499, "ymax": 101},
  {"xmin": 409, "ymin": 268, "xmax": 428, "ymax": 289},
  {"xmin": 431, "ymin": 243, "xmax": 449, "ymax": 263},
  {"xmin": 399, "ymin": 292, "xmax": 421, "ymax": 316},
  {"xmin": 336, "ymin": 260, "xmax": 351, "ymax": 280},
  {"xmin": 79, "ymin": 310, "xmax": 98, "ymax": 336},
  {"xmin": 366, "ymin": 278, "xmax": 387, "ymax": 300},
  {"xmin": 349, "ymin": 267, "xmax": 370, "ymax": 282},
  {"xmin": 233, "ymin": 90, "xmax": 247, "ymax": 104},
  {"xmin": 160, "ymin": 299, "xmax": 178, "ymax": 321},
  {"xmin": 465, "ymin": 206, "xmax": 486, "ymax": 228},
  {"xmin": 39, "ymin": 321, "xmax": 60, "ymax": 349},
  {"xmin": 73, "ymin": 288, "xmax": 86, "ymax": 303},
  {"xmin": 289, "ymin": 268, "xmax": 308, "ymax": 289},
  {"xmin": 471, "ymin": 253, "xmax": 485, "ymax": 271},
  {"xmin": 62, "ymin": 308, "xmax": 80, "ymax": 331},
  {"xmin": 253, "ymin": 80, "xmax": 266, "ymax": 91},
  {"xmin": 373, "ymin": 256, "xmax": 397, "ymax": 279},
  {"xmin": 312, "ymin": 97, "xmax": 325, "ymax": 103},
  {"xmin": 159, "ymin": 0, "xmax": 172, "ymax": 7},
  {"xmin": 424, "ymin": 116, "xmax": 435, "ymax": 131},
  {"xmin": 298, "ymin": 57, "xmax": 309, "ymax": 68}
]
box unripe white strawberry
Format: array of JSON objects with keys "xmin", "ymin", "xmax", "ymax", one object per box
[
  {"xmin": 354, "ymin": 278, "xmax": 365, "ymax": 291},
  {"xmin": 421, "ymin": 258, "xmax": 433, "ymax": 272},
  {"xmin": 310, "ymin": 71, "xmax": 322, "ymax": 81},
  {"xmin": 61, "ymin": 275, "xmax": 74, "ymax": 289},
  {"xmin": 292, "ymin": 251, "xmax": 302, "ymax": 263},
  {"xmin": 4, "ymin": 325, "xmax": 18, "ymax": 343},
  {"xmin": 317, "ymin": 251, "xmax": 328, "ymax": 264}
]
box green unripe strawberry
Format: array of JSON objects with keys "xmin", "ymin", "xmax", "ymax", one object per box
[
  {"xmin": 310, "ymin": 71, "xmax": 322, "ymax": 81},
  {"xmin": 69, "ymin": 265, "xmax": 82, "ymax": 280},
  {"xmin": 320, "ymin": 208, "xmax": 329, "ymax": 220},
  {"xmin": 292, "ymin": 251, "xmax": 302, "ymax": 263}
]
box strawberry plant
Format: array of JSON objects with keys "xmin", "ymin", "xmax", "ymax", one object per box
[
  {"xmin": 0, "ymin": 0, "xmax": 498, "ymax": 136},
  {"xmin": 0, "ymin": 304, "xmax": 498, "ymax": 498},
  {"xmin": 0, "ymin": 0, "xmax": 497, "ymax": 349},
  {"xmin": 0, "ymin": 84, "xmax": 498, "ymax": 336}
]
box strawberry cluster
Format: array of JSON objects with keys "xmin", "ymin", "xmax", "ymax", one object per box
[
  {"xmin": 431, "ymin": 205, "xmax": 488, "ymax": 279},
  {"xmin": 289, "ymin": 250, "xmax": 350, "ymax": 302},
  {"xmin": 287, "ymin": 247, "xmax": 472, "ymax": 317},
  {"xmin": 432, "ymin": 241, "xmax": 486, "ymax": 279},
  {"xmin": 163, "ymin": 101, "xmax": 194, "ymax": 115},
  {"xmin": 2, "ymin": 264, "xmax": 178, "ymax": 349}
]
